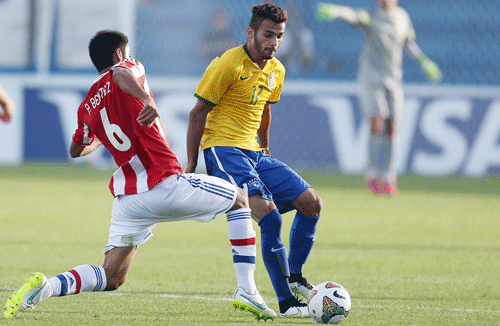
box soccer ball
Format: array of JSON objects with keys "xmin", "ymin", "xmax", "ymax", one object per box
[{"xmin": 308, "ymin": 281, "xmax": 351, "ymax": 324}]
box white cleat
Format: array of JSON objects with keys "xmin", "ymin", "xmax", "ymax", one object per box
[
  {"xmin": 4, "ymin": 272, "xmax": 47, "ymax": 319},
  {"xmin": 289, "ymin": 277, "xmax": 314, "ymax": 300},
  {"xmin": 232, "ymin": 287, "xmax": 277, "ymax": 321},
  {"xmin": 280, "ymin": 304, "xmax": 310, "ymax": 318}
]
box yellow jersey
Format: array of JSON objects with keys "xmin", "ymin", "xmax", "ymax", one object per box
[{"xmin": 195, "ymin": 44, "xmax": 285, "ymax": 151}]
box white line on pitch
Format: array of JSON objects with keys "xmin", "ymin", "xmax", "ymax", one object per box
[{"xmin": 2, "ymin": 287, "xmax": 499, "ymax": 314}]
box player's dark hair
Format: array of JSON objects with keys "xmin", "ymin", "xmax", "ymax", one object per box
[
  {"xmin": 249, "ymin": 3, "xmax": 287, "ymax": 31},
  {"xmin": 88, "ymin": 30, "xmax": 128, "ymax": 71}
]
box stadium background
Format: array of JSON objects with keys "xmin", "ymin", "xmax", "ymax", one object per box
[{"xmin": 0, "ymin": 0, "xmax": 499, "ymax": 177}]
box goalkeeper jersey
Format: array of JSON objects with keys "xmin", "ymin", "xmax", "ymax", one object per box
[
  {"xmin": 358, "ymin": 6, "xmax": 415, "ymax": 87},
  {"xmin": 194, "ymin": 44, "xmax": 285, "ymax": 151}
]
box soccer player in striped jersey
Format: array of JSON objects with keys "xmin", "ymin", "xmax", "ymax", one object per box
[
  {"xmin": 317, "ymin": 0, "xmax": 442, "ymax": 196},
  {"xmin": 4, "ymin": 30, "xmax": 276, "ymax": 321},
  {"xmin": 186, "ymin": 4, "xmax": 322, "ymax": 318}
]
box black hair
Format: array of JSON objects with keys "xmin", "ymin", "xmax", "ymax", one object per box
[
  {"xmin": 88, "ymin": 30, "xmax": 128, "ymax": 71},
  {"xmin": 249, "ymin": 3, "xmax": 287, "ymax": 31}
]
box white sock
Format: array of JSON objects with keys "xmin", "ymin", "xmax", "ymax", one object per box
[
  {"xmin": 226, "ymin": 208, "xmax": 257, "ymax": 294},
  {"xmin": 379, "ymin": 134, "xmax": 391, "ymax": 181},
  {"xmin": 368, "ymin": 134, "xmax": 381, "ymax": 178},
  {"xmin": 42, "ymin": 265, "xmax": 107, "ymax": 300},
  {"xmin": 381, "ymin": 134, "xmax": 397, "ymax": 182}
]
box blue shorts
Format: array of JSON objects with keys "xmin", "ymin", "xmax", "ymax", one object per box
[{"xmin": 203, "ymin": 146, "xmax": 311, "ymax": 214}]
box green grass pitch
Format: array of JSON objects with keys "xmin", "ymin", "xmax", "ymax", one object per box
[{"xmin": 1, "ymin": 163, "xmax": 499, "ymax": 325}]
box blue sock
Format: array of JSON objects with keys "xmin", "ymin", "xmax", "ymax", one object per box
[
  {"xmin": 288, "ymin": 213, "xmax": 320, "ymax": 274},
  {"xmin": 258, "ymin": 209, "xmax": 292, "ymax": 302}
]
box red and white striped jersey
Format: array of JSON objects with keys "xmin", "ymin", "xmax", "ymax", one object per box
[{"xmin": 72, "ymin": 59, "xmax": 183, "ymax": 197}]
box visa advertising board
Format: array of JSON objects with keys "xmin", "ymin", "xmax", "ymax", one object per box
[{"xmin": 1, "ymin": 76, "xmax": 499, "ymax": 177}]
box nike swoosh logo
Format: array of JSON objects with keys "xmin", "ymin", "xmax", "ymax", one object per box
[
  {"xmin": 333, "ymin": 290, "xmax": 346, "ymax": 300},
  {"xmin": 26, "ymin": 287, "xmax": 44, "ymax": 305},
  {"xmin": 270, "ymin": 246, "xmax": 282, "ymax": 253},
  {"xmin": 283, "ymin": 308, "xmax": 302, "ymax": 318},
  {"xmin": 240, "ymin": 76, "xmax": 251, "ymax": 80},
  {"xmin": 241, "ymin": 294, "xmax": 267, "ymax": 310}
]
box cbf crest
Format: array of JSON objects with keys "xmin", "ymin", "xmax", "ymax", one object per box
[{"xmin": 269, "ymin": 71, "xmax": 276, "ymax": 88}]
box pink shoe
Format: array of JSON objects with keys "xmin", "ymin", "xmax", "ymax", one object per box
[
  {"xmin": 366, "ymin": 176, "xmax": 381, "ymax": 195},
  {"xmin": 382, "ymin": 181, "xmax": 399, "ymax": 197}
]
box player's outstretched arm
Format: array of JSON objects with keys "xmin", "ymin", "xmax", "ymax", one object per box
[
  {"xmin": 185, "ymin": 99, "xmax": 214, "ymax": 173},
  {"xmin": 316, "ymin": 2, "xmax": 341, "ymax": 21},
  {"xmin": 405, "ymin": 38, "xmax": 442, "ymax": 83},
  {"xmin": 316, "ymin": 2, "xmax": 369, "ymax": 26}
]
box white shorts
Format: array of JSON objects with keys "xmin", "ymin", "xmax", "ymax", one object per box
[
  {"xmin": 360, "ymin": 82, "xmax": 403, "ymax": 119},
  {"xmin": 104, "ymin": 173, "xmax": 237, "ymax": 253}
]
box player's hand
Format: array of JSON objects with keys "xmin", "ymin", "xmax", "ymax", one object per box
[
  {"xmin": 316, "ymin": 2, "xmax": 340, "ymax": 21},
  {"xmin": 420, "ymin": 57, "xmax": 442, "ymax": 83},
  {"xmin": 137, "ymin": 97, "xmax": 159, "ymax": 126},
  {"xmin": 0, "ymin": 113, "xmax": 10, "ymax": 123},
  {"xmin": 1, "ymin": 104, "xmax": 12, "ymax": 123}
]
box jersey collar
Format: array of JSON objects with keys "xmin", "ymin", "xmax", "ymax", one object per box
[{"xmin": 243, "ymin": 43, "xmax": 268, "ymax": 70}]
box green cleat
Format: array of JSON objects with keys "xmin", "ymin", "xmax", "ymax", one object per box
[
  {"xmin": 232, "ymin": 287, "xmax": 276, "ymax": 321},
  {"xmin": 4, "ymin": 272, "xmax": 47, "ymax": 319}
]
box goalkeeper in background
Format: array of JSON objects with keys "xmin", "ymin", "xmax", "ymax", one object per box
[{"xmin": 317, "ymin": 0, "xmax": 442, "ymax": 196}]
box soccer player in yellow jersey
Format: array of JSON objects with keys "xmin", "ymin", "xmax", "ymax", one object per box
[{"xmin": 186, "ymin": 4, "xmax": 322, "ymax": 318}]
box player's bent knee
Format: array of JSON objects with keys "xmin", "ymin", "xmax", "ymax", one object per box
[
  {"xmin": 312, "ymin": 193, "xmax": 323, "ymax": 215},
  {"xmin": 294, "ymin": 189, "xmax": 322, "ymax": 217}
]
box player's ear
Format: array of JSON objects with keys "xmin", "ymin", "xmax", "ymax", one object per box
[
  {"xmin": 112, "ymin": 48, "xmax": 123, "ymax": 64},
  {"xmin": 246, "ymin": 26, "xmax": 254, "ymax": 39}
]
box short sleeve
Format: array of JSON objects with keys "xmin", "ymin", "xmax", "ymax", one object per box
[
  {"xmin": 72, "ymin": 104, "xmax": 95, "ymax": 146},
  {"xmin": 195, "ymin": 57, "xmax": 237, "ymax": 106},
  {"xmin": 405, "ymin": 11, "xmax": 416, "ymax": 40}
]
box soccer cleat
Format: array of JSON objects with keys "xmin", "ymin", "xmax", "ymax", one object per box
[
  {"xmin": 232, "ymin": 287, "xmax": 277, "ymax": 321},
  {"xmin": 289, "ymin": 277, "xmax": 314, "ymax": 300},
  {"xmin": 4, "ymin": 272, "xmax": 47, "ymax": 319},
  {"xmin": 382, "ymin": 181, "xmax": 399, "ymax": 197},
  {"xmin": 366, "ymin": 176, "xmax": 382, "ymax": 195},
  {"xmin": 279, "ymin": 297, "xmax": 310, "ymax": 318}
]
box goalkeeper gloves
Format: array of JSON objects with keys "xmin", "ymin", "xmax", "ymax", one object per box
[
  {"xmin": 316, "ymin": 2, "xmax": 340, "ymax": 21},
  {"xmin": 316, "ymin": 3, "xmax": 370, "ymax": 26},
  {"xmin": 419, "ymin": 56, "xmax": 442, "ymax": 83}
]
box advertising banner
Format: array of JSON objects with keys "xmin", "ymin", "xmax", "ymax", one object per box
[{"xmin": 2, "ymin": 76, "xmax": 499, "ymax": 177}]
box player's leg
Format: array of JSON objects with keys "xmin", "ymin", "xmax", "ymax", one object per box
[
  {"xmin": 41, "ymin": 246, "xmax": 135, "ymax": 297},
  {"xmin": 255, "ymin": 152, "xmax": 320, "ymax": 316},
  {"xmin": 363, "ymin": 84, "xmax": 387, "ymax": 194},
  {"xmin": 287, "ymin": 188, "xmax": 322, "ymax": 298},
  {"xmin": 256, "ymin": 154, "xmax": 321, "ymax": 299},
  {"xmin": 250, "ymin": 195, "xmax": 308, "ymax": 317},
  {"xmin": 226, "ymin": 187, "xmax": 277, "ymax": 320},
  {"xmin": 139, "ymin": 172, "xmax": 275, "ymax": 320},
  {"xmin": 227, "ymin": 187, "xmax": 257, "ymax": 295},
  {"xmin": 3, "ymin": 248, "xmax": 134, "ymax": 319},
  {"xmin": 379, "ymin": 86, "xmax": 402, "ymax": 196},
  {"xmin": 204, "ymin": 147, "xmax": 308, "ymax": 318},
  {"xmin": 248, "ymin": 195, "xmax": 290, "ymax": 297},
  {"xmin": 3, "ymin": 192, "xmax": 152, "ymax": 319},
  {"xmin": 102, "ymin": 246, "xmax": 137, "ymax": 290}
]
